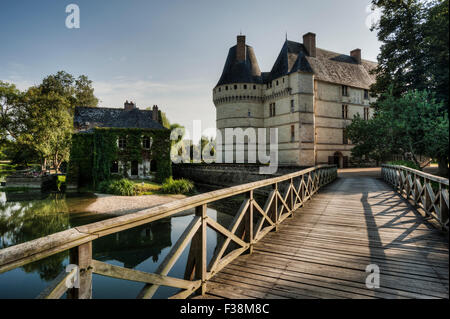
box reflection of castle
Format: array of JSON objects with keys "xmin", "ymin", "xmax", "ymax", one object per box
[{"xmin": 92, "ymin": 219, "xmax": 172, "ymax": 268}]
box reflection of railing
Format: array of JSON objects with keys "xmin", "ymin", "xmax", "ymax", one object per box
[
  {"xmin": 0, "ymin": 165, "xmax": 337, "ymax": 299},
  {"xmin": 382, "ymin": 164, "xmax": 449, "ymax": 231}
]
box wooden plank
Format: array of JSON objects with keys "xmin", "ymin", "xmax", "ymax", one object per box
[
  {"xmin": 36, "ymin": 267, "xmax": 77, "ymax": 299},
  {"xmin": 137, "ymin": 216, "xmax": 201, "ymax": 299},
  {"xmin": 92, "ymin": 259, "xmax": 199, "ymax": 290}
]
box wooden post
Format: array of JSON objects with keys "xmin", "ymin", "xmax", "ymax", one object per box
[
  {"xmin": 289, "ymin": 178, "xmax": 294, "ymax": 218},
  {"xmin": 67, "ymin": 242, "xmax": 92, "ymax": 299},
  {"xmin": 196, "ymin": 204, "xmax": 207, "ymax": 296},
  {"xmin": 273, "ymin": 183, "xmax": 279, "ymax": 231},
  {"xmin": 244, "ymin": 190, "xmax": 254, "ymax": 254}
]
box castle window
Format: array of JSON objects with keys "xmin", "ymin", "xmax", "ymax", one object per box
[
  {"xmin": 283, "ymin": 78, "xmax": 285, "ymax": 83},
  {"xmin": 110, "ymin": 161, "xmax": 119, "ymax": 174},
  {"xmin": 219, "ymin": 87, "xmax": 221, "ymax": 92},
  {"xmin": 276, "ymin": 80, "xmax": 279, "ymax": 86},
  {"xmin": 253, "ymin": 85, "xmax": 256, "ymax": 90},
  {"xmin": 244, "ymin": 84, "xmax": 247, "ymax": 89},
  {"xmin": 225, "ymin": 86, "xmax": 228, "ymax": 91},
  {"xmin": 364, "ymin": 107, "xmax": 370, "ymax": 121},
  {"xmin": 248, "ymin": 110, "xmax": 251, "ymax": 117},
  {"xmin": 342, "ymin": 85, "xmax": 348, "ymax": 97},
  {"xmin": 343, "ymin": 128, "xmax": 348, "ymax": 145},
  {"xmin": 269, "ymin": 103, "xmax": 276, "ymax": 117},
  {"xmin": 143, "ymin": 136, "xmax": 152, "ymax": 149},
  {"xmin": 364, "ymin": 89, "xmax": 369, "ymax": 100},
  {"xmin": 342, "ymin": 105, "xmax": 348, "ymax": 119},
  {"xmin": 291, "ymin": 125, "xmax": 295, "ymax": 142},
  {"xmin": 118, "ymin": 137, "xmax": 127, "ymax": 149},
  {"xmin": 234, "ymin": 85, "xmax": 238, "ymax": 90},
  {"xmin": 291, "ymin": 100, "xmax": 295, "ymax": 113}
]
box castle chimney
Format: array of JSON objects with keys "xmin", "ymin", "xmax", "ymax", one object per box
[
  {"xmin": 152, "ymin": 105, "xmax": 159, "ymax": 122},
  {"xmin": 236, "ymin": 35, "xmax": 246, "ymax": 62},
  {"xmin": 351, "ymin": 49, "xmax": 362, "ymax": 64},
  {"xmin": 303, "ymin": 32, "xmax": 316, "ymax": 58},
  {"xmin": 124, "ymin": 100, "xmax": 136, "ymax": 110}
]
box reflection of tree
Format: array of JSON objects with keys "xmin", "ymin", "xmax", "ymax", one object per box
[
  {"xmin": 0, "ymin": 193, "xmax": 70, "ymax": 281},
  {"xmin": 93, "ymin": 219, "xmax": 172, "ymax": 269}
]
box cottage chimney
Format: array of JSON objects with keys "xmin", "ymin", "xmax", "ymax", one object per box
[
  {"xmin": 236, "ymin": 35, "xmax": 246, "ymax": 62},
  {"xmin": 351, "ymin": 49, "xmax": 362, "ymax": 64},
  {"xmin": 152, "ymin": 105, "xmax": 159, "ymax": 122},
  {"xmin": 124, "ymin": 100, "xmax": 136, "ymax": 110},
  {"xmin": 303, "ymin": 32, "xmax": 316, "ymax": 58}
]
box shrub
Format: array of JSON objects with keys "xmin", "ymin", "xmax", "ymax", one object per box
[
  {"xmin": 97, "ymin": 178, "xmax": 137, "ymax": 196},
  {"xmin": 160, "ymin": 177, "xmax": 194, "ymax": 195},
  {"xmin": 387, "ymin": 160, "xmax": 421, "ymax": 170}
]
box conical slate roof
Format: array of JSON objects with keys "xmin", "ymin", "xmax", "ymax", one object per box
[{"xmin": 216, "ymin": 45, "xmax": 263, "ymax": 87}]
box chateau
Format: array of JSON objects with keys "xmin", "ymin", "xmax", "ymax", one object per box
[{"xmin": 213, "ymin": 33, "xmax": 377, "ymax": 168}]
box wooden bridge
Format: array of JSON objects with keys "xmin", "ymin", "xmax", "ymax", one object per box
[{"xmin": 0, "ymin": 165, "xmax": 448, "ymax": 299}]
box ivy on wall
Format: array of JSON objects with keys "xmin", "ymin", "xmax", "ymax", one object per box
[{"xmin": 67, "ymin": 127, "xmax": 172, "ymax": 188}]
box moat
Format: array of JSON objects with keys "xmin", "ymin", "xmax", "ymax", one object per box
[{"xmin": 0, "ymin": 190, "xmax": 235, "ymax": 299}]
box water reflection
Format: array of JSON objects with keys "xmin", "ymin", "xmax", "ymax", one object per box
[{"xmin": 0, "ymin": 190, "xmax": 236, "ymax": 298}]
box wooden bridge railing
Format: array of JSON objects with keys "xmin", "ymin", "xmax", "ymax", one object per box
[
  {"xmin": 0, "ymin": 165, "xmax": 337, "ymax": 299},
  {"xmin": 382, "ymin": 164, "xmax": 449, "ymax": 231}
]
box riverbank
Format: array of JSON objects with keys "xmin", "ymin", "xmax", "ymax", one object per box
[{"xmin": 82, "ymin": 193, "xmax": 189, "ymax": 216}]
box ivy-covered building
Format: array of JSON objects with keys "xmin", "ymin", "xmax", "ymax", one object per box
[{"xmin": 67, "ymin": 101, "xmax": 172, "ymax": 188}]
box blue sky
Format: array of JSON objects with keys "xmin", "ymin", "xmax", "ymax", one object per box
[{"xmin": 0, "ymin": 0, "xmax": 381, "ymax": 137}]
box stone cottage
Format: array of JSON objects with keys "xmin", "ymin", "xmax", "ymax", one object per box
[{"xmin": 68, "ymin": 101, "xmax": 171, "ymax": 187}]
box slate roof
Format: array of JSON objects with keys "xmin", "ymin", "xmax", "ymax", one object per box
[
  {"xmin": 216, "ymin": 45, "xmax": 263, "ymax": 86},
  {"xmin": 74, "ymin": 106, "xmax": 166, "ymax": 131},
  {"xmin": 217, "ymin": 39, "xmax": 377, "ymax": 89}
]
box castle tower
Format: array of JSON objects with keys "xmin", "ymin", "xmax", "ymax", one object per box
[{"xmin": 212, "ymin": 35, "xmax": 265, "ymax": 163}]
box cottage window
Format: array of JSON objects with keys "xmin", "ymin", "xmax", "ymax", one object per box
[
  {"xmin": 143, "ymin": 136, "xmax": 152, "ymax": 149},
  {"xmin": 364, "ymin": 89, "xmax": 369, "ymax": 100},
  {"xmin": 342, "ymin": 85, "xmax": 348, "ymax": 97},
  {"xmin": 118, "ymin": 137, "xmax": 127, "ymax": 149},
  {"xmin": 364, "ymin": 107, "xmax": 370, "ymax": 121},
  {"xmin": 110, "ymin": 161, "xmax": 119, "ymax": 174},
  {"xmin": 342, "ymin": 105, "xmax": 348, "ymax": 119}
]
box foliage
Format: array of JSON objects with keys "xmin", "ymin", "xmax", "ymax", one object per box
[
  {"xmin": 370, "ymin": 0, "xmax": 449, "ymax": 107},
  {"xmin": 160, "ymin": 177, "xmax": 194, "ymax": 195},
  {"xmin": 346, "ymin": 90, "xmax": 449, "ymax": 170},
  {"xmin": 98, "ymin": 178, "xmax": 137, "ymax": 196},
  {"xmin": 0, "ymin": 71, "xmax": 99, "ymax": 172},
  {"xmin": 67, "ymin": 128, "xmax": 172, "ymax": 188}
]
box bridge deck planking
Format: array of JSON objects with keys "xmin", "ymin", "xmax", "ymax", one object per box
[{"xmin": 203, "ymin": 176, "xmax": 449, "ymax": 299}]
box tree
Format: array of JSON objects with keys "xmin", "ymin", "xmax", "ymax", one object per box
[
  {"xmin": 0, "ymin": 81, "xmax": 22, "ymax": 140},
  {"xmin": 370, "ymin": 0, "xmax": 449, "ymax": 107},
  {"xmin": 347, "ymin": 89, "xmax": 449, "ymax": 176}
]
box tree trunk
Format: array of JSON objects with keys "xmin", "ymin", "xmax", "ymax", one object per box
[{"xmin": 437, "ymin": 157, "xmax": 449, "ymax": 178}]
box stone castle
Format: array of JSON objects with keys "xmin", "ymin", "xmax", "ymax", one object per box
[{"xmin": 213, "ymin": 33, "xmax": 377, "ymax": 168}]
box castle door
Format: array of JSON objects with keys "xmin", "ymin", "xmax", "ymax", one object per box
[
  {"xmin": 333, "ymin": 152, "xmax": 344, "ymax": 169},
  {"xmin": 131, "ymin": 160, "xmax": 139, "ymax": 176}
]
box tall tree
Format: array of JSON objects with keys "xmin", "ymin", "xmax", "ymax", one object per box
[{"xmin": 371, "ymin": 0, "xmax": 449, "ymax": 107}]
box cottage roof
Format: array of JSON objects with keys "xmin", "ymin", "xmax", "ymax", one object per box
[{"xmin": 74, "ymin": 106, "xmax": 166, "ymax": 130}]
